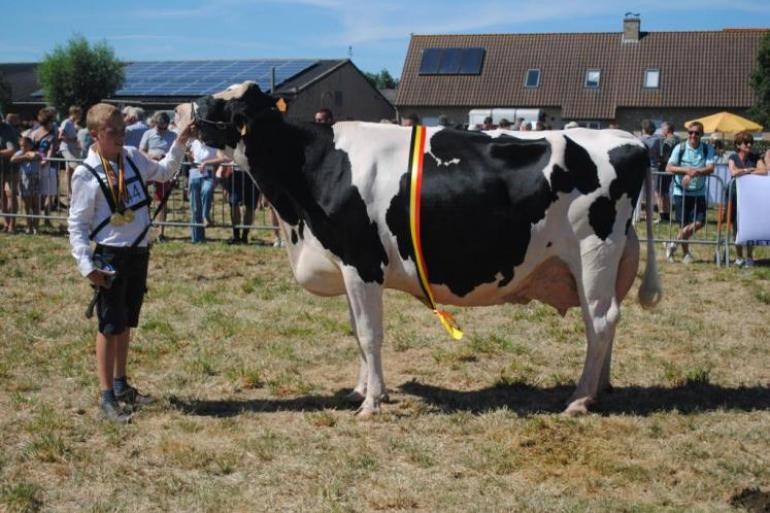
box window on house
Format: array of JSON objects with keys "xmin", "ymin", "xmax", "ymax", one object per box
[
  {"xmin": 419, "ymin": 48, "xmax": 486, "ymax": 75},
  {"xmin": 585, "ymin": 69, "xmax": 601, "ymax": 88},
  {"xmin": 644, "ymin": 69, "xmax": 660, "ymax": 89},
  {"xmin": 525, "ymin": 69, "xmax": 540, "ymax": 88}
]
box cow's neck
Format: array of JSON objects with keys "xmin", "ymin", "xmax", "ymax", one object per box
[{"xmin": 244, "ymin": 121, "xmax": 334, "ymax": 228}]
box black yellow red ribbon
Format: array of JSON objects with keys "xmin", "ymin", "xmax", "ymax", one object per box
[
  {"xmin": 407, "ymin": 125, "xmax": 463, "ymax": 340},
  {"xmin": 98, "ymin": 152, "xmax": 128, "ymax": 210}
]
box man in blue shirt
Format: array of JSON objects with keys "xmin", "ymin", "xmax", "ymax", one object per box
[{"xmin": 664, "ymin": 121, "xmax": 715, "ymax": 264}]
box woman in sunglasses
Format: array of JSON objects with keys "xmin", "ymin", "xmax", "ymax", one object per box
[{"xmin": 728, "ymin": 130, "xmax": 767, "ymax": 267}]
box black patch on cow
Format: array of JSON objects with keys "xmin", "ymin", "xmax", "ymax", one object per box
[
  {"xmin": 255, "ymin": 123, "xmax": 389, "ymax": 283},
  {"xmin": 564, "ymin": 136, "xmax": 601, "ymax": 194},
  {"xmin": 291, "ymin": 229, "xmax": 298, "ymax": 245},
  {"xmin": 298, "ymin": 220, "xmax": 305, "ymax": 239},
  {"xmin": 587, "ymin": 143, "xmax": 649, "ymax": 240},
  {"xmin": 549, "ymin": 163, "xmax": 573, "ymax": 196},
  {"xmin": 547, "ymin": 241, "xmax": 552, "ymax": 247},
  {"xmin": 589, "ymin": 197, "xmax": 616, "ymax": 240},
  {"xmin": 386, "ymin": 129, "xmax": 553, "ymax": 297},
  {"xmin": 608, "ymin": 144, "xmax": 648, "ymax": 208}
]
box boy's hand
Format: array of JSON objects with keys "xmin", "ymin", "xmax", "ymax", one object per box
[{"xmin": 87, "ymin": 269, "xmax": 114, "ymax": 288}]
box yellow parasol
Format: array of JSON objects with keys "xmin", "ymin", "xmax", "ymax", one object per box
[{"xmin": 684, "ymin": 111, "xmax": 762, "ymax": 134}]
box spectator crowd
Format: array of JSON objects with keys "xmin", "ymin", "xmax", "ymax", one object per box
[{"xmin": 1, "ymin": 107, "xmax": 768, "ymax": 265}]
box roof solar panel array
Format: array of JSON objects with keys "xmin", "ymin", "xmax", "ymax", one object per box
[{"xmin": 114, "ymin": 59, "xmax": 319, "ymax": 96}]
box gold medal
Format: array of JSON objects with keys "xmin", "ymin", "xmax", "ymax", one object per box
[{"xmin": 111, "ymin": 212, "xmax": 126, "ymax": 226}]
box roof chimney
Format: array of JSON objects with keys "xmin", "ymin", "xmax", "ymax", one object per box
[{"xmin": 623, "ymin": 13, "xmax": 640, "ymax": 43}]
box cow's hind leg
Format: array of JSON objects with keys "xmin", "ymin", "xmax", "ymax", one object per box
[
  {"xmin": 342, "ymin": 271, "xmax": 387, "ymax": 416},
  {"xmin": 566, "ymin": 243, "xmax": 622, "ymax": 416},
  {"xmin": 598, "ymin": 230, "xmax": 640, "ymax": 394}
]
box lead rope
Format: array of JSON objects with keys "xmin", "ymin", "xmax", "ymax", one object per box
[{"xmin": 408, "ymin": 125, "xmax": 463, "ymax": 340}]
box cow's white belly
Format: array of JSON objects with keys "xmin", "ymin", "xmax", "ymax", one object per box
[{"xmin": 279, "ymin": 220, "xmax": 346, "ymax": 296}]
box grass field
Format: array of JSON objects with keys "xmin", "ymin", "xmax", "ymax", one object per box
[{"xmin": 1, "ymin": 231, "xmax": 769, "ymax": 513}]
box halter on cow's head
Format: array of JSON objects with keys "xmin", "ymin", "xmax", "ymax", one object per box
[{"xmin": 190, "ymin": 81, "xmax": 282, "ymax": 151}]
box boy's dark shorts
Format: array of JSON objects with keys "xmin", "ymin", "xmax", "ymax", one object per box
[
  {"xmin": 673, "ymin": 195, "xmax": 707, "ymax": 225},
  {"xmin": 94, "ymin": 245, "xmax": 150, "ymax": 335}
]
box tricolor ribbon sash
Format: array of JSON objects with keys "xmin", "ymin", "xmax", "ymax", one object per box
[{"xmin": 407, "ymin": 125, "xmax": 463, "ymax": 340}]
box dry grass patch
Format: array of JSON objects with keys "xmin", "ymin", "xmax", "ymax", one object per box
[{"xmin": 1, "ymin": 234, "xmax": 769, "ymax": 512}]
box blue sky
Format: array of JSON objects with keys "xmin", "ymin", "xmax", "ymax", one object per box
[{"xmin": 2, "ymin": 0, "xmax": 769, "ymax": 78}]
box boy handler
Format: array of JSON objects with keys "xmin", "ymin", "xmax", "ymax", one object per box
[{"xmin": 68, "ymin": 103, "xmax": 194, "ymax": 423}]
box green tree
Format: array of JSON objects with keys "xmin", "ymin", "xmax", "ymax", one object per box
[
  {"xmin": 37, "ymin": 35, "xmax": 124, "ymax": 114},
  {"xmin": 364, "ymin": 69, "xmax": 399, "ymax": 89},
  {"xmin": 0, "ymin": 72, "xmax": 11, "ymax": 115},
  {"xmin": 750, "ymin": 31, "xmax": 770, "ymax": 127}
]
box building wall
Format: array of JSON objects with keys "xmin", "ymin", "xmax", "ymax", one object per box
[{"xmin": 285, "ymin": 63, "xmax": 395, "ymax": 123}]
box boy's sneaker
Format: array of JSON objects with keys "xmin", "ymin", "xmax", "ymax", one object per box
[
  {"xmin": 100, "ymin": 400, "xmax": 131, "ymax": 424},
  {"xmin": 682, "ymin": 252, "xmax": 695, "ymax": 265},
  {"xmin": 745, "ymin": 258, "xmax": 755, "ymax": 268},
  {"xmin": 665, "ymin": 242, "xmax": 677, "ymax": 262},
  {"xmin": 735, "ymin": 258, "xmax": 745, "ymax": 268},
  {"xmin": 115, "ymin": 384, "xmax": 155, "ymax": 407}
]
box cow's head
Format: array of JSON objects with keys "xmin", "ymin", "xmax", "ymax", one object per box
[{"xmin": 176, "ymin": 81, "xmax": 280, "ymax": 152}]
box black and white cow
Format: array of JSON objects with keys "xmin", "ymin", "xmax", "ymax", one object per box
[{"xmin": 176, "ymin": 82, "xmax": 661, "ymax": 416}]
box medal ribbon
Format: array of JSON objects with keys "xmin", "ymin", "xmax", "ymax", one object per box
[
  {"xmin": 407, "ymin": 125, "xmax": 463, "ymax": 340},
  {"xmin": 98, "ymin": 152, "xmax": 127, "ymax": 211}
]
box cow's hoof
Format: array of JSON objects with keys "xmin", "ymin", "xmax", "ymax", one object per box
[
  {"xmin": 347, "ymin": 389, "xmax": 366, "ymax": 403},
  {"xmin": 563, "ymin": 397, "xmax": 595, "ymax": 417},
  {"xmin": 355, "ymin": 404, "xmax": 380, "ymax": 418}
]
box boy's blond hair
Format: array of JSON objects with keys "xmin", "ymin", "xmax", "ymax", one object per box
[{"xmin": 87, "ymin": 103, "xmax": 122, "ymax": 132}]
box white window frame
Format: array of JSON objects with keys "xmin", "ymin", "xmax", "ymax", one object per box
[
  {"xmin": 584, "ymin": 69, "xmax": 601, "ymax": 89},
  {"xmin": 644, "ymin": 68, "xmax": 660, "ymax": 89},
  {"xmin": 525, "ymin": 68, "xmax": 541, "ymax": 88}
]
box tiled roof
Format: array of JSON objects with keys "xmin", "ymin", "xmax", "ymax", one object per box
[{"xmin": 396, "ymin": 30, "xmax": 769, "ymax": 119}]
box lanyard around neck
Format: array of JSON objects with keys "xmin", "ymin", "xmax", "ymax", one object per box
[{"xmin": 98, "ymin": 152, "xmax": 127, "ymax": 210}]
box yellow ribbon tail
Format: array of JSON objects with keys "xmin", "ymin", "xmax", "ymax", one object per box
[{"xmin": 435, "ymin": 310, "xmax": 464, "ymax": 340}]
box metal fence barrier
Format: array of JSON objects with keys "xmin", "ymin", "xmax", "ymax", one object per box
[
  {"xmin": 1, "ymin": 156, "xmax": 282, "ymax": 244},
  {"xmin": 0, "ymin": 157, "xmax": 760, "ymax": 262},
  {"xmin": 633, "ymin": 170, "xmax": 737, "ymax": 266}
]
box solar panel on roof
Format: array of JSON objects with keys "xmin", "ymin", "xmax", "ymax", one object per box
[
  {"xmin": 459, "ymin": 48, "xmax": 485, "ymax": 74},
  {"xmin": 419, "ymin": 48, "xmax": 485, "ymax": 76},
  {"xmin": 114, "ymin": 59, "xmax": 319, "ymax": 97}
]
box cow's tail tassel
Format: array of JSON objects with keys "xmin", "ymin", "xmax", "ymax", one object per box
[
  {"xmin": 638, "ymin": 164, "xmax": 662, "ymax": 308},
  {"xmin": 435, "ymin": 309, "xmax": 464, "ymax": 340}
]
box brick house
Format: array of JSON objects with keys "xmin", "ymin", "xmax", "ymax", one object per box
[{"xmin": 395, "ymin": 17, "xmax": 768, "ymax": 132}]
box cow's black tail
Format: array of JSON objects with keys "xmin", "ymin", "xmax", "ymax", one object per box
[{"xmin": 638, "ymin": 165, "xmax": 662, "ymax": 308}]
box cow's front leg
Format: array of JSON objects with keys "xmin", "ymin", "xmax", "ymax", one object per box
[
  {"xmin": 345, "ymin": 296, "xmax": 367, "ymax": 403},
  {"xmin": 343, "ymin": 270, "xmax": 386, "ymax": 416}
]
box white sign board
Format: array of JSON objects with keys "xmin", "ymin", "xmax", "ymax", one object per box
[{"xmin": 735, "ymin": 175, "xmax": 770, "ymax": 245}]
